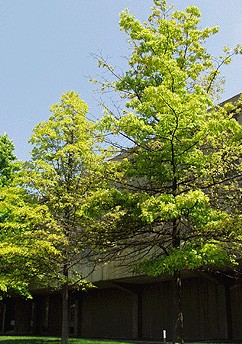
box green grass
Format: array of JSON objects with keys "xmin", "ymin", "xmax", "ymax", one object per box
[
  {"xmin": 0, "ymin": 337, "xmax": 129, "ymax": 344},
  {"xmin": 0, "ymin": 337, "xmax": 239, "ymax": 344}
]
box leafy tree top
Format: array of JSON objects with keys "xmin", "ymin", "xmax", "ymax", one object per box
[
  {"xmin": 94, "ymin": 0, "xmax": 242, "ymax": 275},
  {"xmin": 0, "ymin": 134, "xmax": 17, "ymax": 187}
]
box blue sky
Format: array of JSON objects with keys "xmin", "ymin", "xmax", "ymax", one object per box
[{"xmin": 0, "ymin": 0, "xmax": 241, "ymax": 161}]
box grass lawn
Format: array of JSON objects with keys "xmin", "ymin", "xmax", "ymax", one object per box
[
  {"xmin": 0, "ymin": 337, "xmax": 129, "ymax": 344},
  {"xmin": 0, "ymin": 337, "xmax": 238, "ymax": 344}
]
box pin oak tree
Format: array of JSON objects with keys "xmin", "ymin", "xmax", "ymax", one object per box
[{"xmin": 94, "ymin": 1, "xmax": 242, "ymax": 343}]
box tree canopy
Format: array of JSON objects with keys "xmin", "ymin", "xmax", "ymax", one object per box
[
  {"xmin": 97, "ymin": 0, "xmax": 242, "ymax": 271},
  {"xmin": 24, "ymin": 91, "xmax": 109, "ymax": 344},
  {"xmin": 94, "ymin": 1, "xmax": 242, "ymax": 342},
  {"xmin": 0, "ymin": 134, "xmax": 16, "ymax": 187},
  {"xmin": 0, "ymin": 134, "xmax": 61, "ymax": 298}
]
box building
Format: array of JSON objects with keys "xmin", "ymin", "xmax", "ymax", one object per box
[{"xmin": 1, "ymin": 264, "xmax": 241, "ymax": 341}]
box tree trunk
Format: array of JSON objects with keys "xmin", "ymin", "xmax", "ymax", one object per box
[
  {"xmin": 173, "ymin": 270, "xmax": 184, "ymax": 344},
  {"xmin": 172, "ymin": 216, "xmax": 184, "ymax": 344},
  {"xmin": 61, "ymin": 265, "xmax": 69, "ymax": 344}
]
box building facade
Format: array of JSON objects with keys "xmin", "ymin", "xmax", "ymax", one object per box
[{"xmin": 0, "ymin": 269, "xmax": 241, "ymax": 341}]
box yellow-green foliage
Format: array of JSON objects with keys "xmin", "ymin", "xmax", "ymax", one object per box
[{"xmin": 97, "ymin": 1, "xmax": 242, "ymax": 276}]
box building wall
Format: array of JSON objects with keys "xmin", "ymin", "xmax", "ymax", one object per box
[
  {"xmin": 48, "ymin": 294, "xmax": 62, "ymax": 336},
  {"xmin": 141, "ymin": 277, "xmax": 228, "ymax": 341},
  {"xmin": 230, "ymin": 284, "xmax": 242, "ymax": 340},
  {"xmin": 182, "ymin": 278, "xmax": 227, "ymax": 341},
  {"xmin": 81, "ymin": 287, "xmax": 138, "ymax": 339},
  {"xmin": 142, "ymin": 281, "xmax": 174, "ymax": 340},
  {"xmin": 33, "ymin": 295, "xmax": 50, "ymax": 335},
  {"xmin": 0, "ymin": 276, "xmax": 241, "ymax": 341},
  {"xmin": 14, "ymin": 299, "xmax": 32, "ymax": 335}
]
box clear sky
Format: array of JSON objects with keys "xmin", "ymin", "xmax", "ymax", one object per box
[{"xmin": 0, "ymin": 0, "xmax": 241, "ymax": 161}]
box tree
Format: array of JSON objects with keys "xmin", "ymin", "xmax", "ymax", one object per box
[
  {"xmin": 0, "ymin": 186, "xmax": 62, "ymax": 297},
  {"xmin": 0, "ymin": 136, "xmax": 61, "ymax": 298},
  {"xmin": 94, "ymin": 1, "xmax": 242, "ymax": 343},
  {"xmin": 24, "ymin": 91, "xmax": 107, "ymax": 344},
  {"xmin": 0, "ymin": 134, "xmax": 16, "ymax": 187},
  {"xmin": 0, "ymin": 135, "xmax": 61, "ymax": 298}
]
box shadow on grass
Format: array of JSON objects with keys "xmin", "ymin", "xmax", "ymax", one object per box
[
  {"xmin": 1, "ymin": 338, "xmax": 238, "ymax": 344},
  {"xmin": 0, "ymin": 342, "xmax": 54, "ymax": 344},
  {"xmin": 0, "ymin": 338, "xmax": 132, "ymax": 344},
  {"xmin": 0, "ymin": 337, "xmax": 60, "ymax": 344}
]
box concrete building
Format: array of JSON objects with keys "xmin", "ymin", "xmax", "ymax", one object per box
[{"xmin": 0, "ymin": 267, "xmax": 241, "ymax": 341}]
